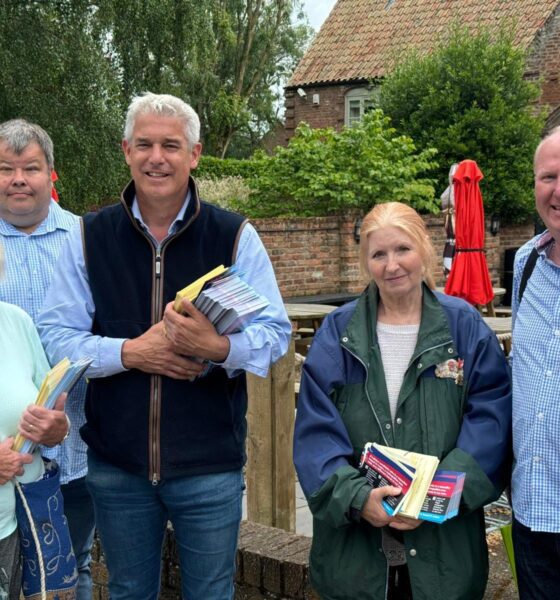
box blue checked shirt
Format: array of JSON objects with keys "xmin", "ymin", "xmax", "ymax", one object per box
[
  {"xmin": 511, "ymin": 231, "xmax": 560, "ymax": 531},
  {"xmin": 0, "ymin": 201, "xmax": 88, "ymax": 485}
]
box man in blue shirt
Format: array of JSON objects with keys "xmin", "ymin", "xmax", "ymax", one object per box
[
  {"xmin": 0, "ymin": 119, "xmax": 95, "ymax": 600},
  {"xmin": 511, "ymin": 125, "xmax": 560, "ymax": 599},
  {"xmin": 37, "ymin": 93, "xmax": 291, "ymax": 600}
]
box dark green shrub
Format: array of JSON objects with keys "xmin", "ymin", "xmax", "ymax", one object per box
[{"xmin": 379, "ymin": 25, "xmax": 545, "ymax": 223}]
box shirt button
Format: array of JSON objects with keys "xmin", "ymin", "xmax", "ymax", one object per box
[
  {"xmin": 546, "ymin": 370, "xmax": 552, "ymax": 377},
  {"xmin": 385, "ymin": 423, "xmax": 391, "ymax": 430},
  {"xmin": 448, "ymin": 348, "xmax": 454, "ymax": 354},
  {"xmin": 417, "ymin": 363, "xmax": 423, "ymax": 369},
  {"xmin": 342, "ymin": 337, "xmax": 348, "ymax": 342},
  {"xmin": 409, "ymin": 549, "xmax": 417, "ymax": 557},
  {"xmin": 396, "ymin": 418, "xmax": 403, "ymax": 425},
  {"xmin": 537, "ymin": 412, "xmax": 544, "ymax": 420},
  {"xmin": 534, "ymin": 456, "xmax": 541, "ymax": 463},
  {"xmin": 554, "ymin": 330, "xmax": 560, "ymax": 337}
]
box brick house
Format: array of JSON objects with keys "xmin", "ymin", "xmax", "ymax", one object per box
[{"xmin": 284, "ymin": 0, "xmax": 560, "ymax": 139}]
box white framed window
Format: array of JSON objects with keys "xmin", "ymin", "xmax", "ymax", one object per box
[{"xmin": 344, "ymin": 86, "xmax": 379, "ymax": 126}]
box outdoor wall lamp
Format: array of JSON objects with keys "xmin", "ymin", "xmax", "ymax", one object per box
[
  {"xmin": 353, "ymin": 217, "xmax": 363, "ymax": 244},
  {"xmin": 490, "ymin": 213, "xmax": 501, "ymax": 236}
]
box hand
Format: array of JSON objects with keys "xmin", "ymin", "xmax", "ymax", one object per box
[
  {"xmin": 122, "ymin": 321, "xmax": 206, "ymax": 380},
  {"xmin": 163, "ymin": 300, "xmax": 230, "ymax": 363},
  {"xmin": 389, "ymin": 515, "xmax": 423, "ymax": 531},
  {"xmin": 0, "ymin": 438, "xmax": 33, "ymax": 484},
  {"xmin": 18, "ymin": 392, "xmax": 69, "ymax": 447},
  {"xmin": 360, "ymin": 486, "xmax": 402, "ymax": 528}
]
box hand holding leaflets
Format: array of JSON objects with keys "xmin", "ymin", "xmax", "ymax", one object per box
[
  {"xmin": 359, "ymin": 443, "xmax": 465, "ymax": 524},
  {"xmin": 12, "ymin": 357, "xmax": 91, "ymax": 455},
  {"xmin": 173, "ymin": 264, "xmax": 269, "ymax": 335},
  {"xmin": 168, "ymin": 264, "xmax": 269, "ymax": 378}
]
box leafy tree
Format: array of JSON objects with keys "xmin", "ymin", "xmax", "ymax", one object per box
[
  {"xmin": 379, "ymin": 26, "xmax": 545, "ymax": 223},
  {"xmin": 0, "ymin": 0, "xmax": 126, "ymax": 214},
  {"xmin": 0, "ymin": 0, "xmax": 310, "ymax": 214},
  {"xmin": 95, "ymin": 0, "xmax": 311, "ymax": 157},
  {"xmin": 237, "ymin": 110, "xmax": 438, "ymax": 217}
]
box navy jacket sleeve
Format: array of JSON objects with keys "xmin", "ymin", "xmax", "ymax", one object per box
[{"xmin": 293, "ymin": 314, "xmax": 373, "ymax": 527}]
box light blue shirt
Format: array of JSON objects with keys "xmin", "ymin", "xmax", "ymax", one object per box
[
  {"xmin": 37, "ymin": 195, "xmax": 291, "ymax": 380},
  {"xmin": 0, "ymin": 201, "xmax": 88, "ymax": 485},
  {"xmin": 511, "ymin": 231, "xmax": 560, "ymax": 532}
]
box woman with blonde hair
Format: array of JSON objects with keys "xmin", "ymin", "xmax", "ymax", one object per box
[{"xmin": 294, "ymin": 202, "xmax": 511, "ymax": 599}]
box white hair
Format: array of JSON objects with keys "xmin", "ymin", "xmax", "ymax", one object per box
[{"xmin": 123, "ymin": 92, "xmax": 200, "ymax": 149}]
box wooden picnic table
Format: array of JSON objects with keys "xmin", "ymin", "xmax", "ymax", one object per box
[
  {"xmin": 284, "ymin": 302, "xmax": 338, "ymax": 333},
  {"xmin": 483, "ymin": 316, "xmax": 512, "ymax": 354},
  {"xmin": 436, "ymin": 286, "xmax": 506, "ymax": 317},
  {"xmin": 482, "ymin": 287, "xmax": 506, "ymax": 317}
]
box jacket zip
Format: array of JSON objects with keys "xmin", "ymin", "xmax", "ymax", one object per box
[
  {"xmin": 342, "ymin": 345, "xmax": 390, "ymax": 446},
  {"xmin": 150, "ymin": 248, "xmax": 163, "ymax": 484},
  {"xmin": 342, "ymin": 338, "xmax": 453, "ymax": 448},
  {"xmin": 119, "ymin": 180, "xmax": 201, "ymax": 483},
  {"xmin": 344, "ymin": 338, "xmax": 453, "ymax": 600},
  {"xmin": 341, "ymin": 345, "xmax": 392, "ymax": 597}
]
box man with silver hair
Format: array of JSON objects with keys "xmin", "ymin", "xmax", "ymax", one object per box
[
  {"xmin": 38, "ymin": 92, "xmax": 291, "ymax": 599},
  {"xmin": 0, "ymin": 119, "xmax": 95, "ymax": 600},
  {"xmin": 511, "ymin": 125, "xmax": 560, "ymax": 598}
]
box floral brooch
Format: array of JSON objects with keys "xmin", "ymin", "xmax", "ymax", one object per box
[{"xmin": 435, "ymin": 358, "xmax": 464, "ymax": 386}]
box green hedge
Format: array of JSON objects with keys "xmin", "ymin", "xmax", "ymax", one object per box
[{"xmin": 196, "ymin": 155, "xmax": 263, "ymax": 180}]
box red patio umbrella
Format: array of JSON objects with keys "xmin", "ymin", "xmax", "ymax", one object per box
[
  {"xmin": 444, "ymin": 160, "xmax": 494, "ymax": 306},
  {"xmin": 51, "ymin": 169, "xmax": 59, "ymax": 202}
]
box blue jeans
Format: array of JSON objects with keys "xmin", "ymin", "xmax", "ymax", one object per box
[
  {"xmin": 513, "ymin": 517, "xmax": 560, "ymax": 599},
  {"xmin": 86, "ymin": 451, "xmax": 243, "ymax": 600},
  {"xmin": 60, "ymin": 476, "xmax": 95, "ymax": 600}
]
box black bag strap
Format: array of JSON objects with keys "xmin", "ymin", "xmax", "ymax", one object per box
[{"xmin": 518, "ymin": 247, "xmax": 539, "ymax": 304}]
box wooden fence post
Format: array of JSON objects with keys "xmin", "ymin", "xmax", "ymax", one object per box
[{"xmin": 246, "ymin": 338, "xmax": 296, "ymax": 532}]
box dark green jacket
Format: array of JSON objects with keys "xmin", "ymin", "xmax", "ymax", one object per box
[{"xmin": 294, "ymin": 285, "xmax": 512, "ymax": 600}]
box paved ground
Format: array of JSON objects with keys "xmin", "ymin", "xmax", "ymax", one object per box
[{"xmin": 486, "ymin": 531, "xmax": 518, "ymax": 599}]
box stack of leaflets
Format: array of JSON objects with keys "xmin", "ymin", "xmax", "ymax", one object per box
[
  {"xmin": 173, "ymin": 265, "xmax": 269, "ymax": 335},
  {"xmin": 359, "ymin": 442, "xmax": 465, "ymax": 524},
  {"xmin": 173, "ymin": 265, "xmax": 228, "ymax": 306},
  {"xmin": 13, "ymin": 357, "xmax": 92, "ymax": 454}
]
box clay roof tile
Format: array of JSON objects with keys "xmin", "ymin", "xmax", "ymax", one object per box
[{"xmin": 289, "ymin": 0, "xmax": 559, "ymax": 86}]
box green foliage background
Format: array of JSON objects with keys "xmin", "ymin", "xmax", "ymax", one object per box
[
  {"xmin": 235, "ymin": 111, "xmax": 438, "ymax": 217},
  {"xmin": 0, "ymin": 1, "xmax": 128, "ymax": 213},
  {"xmin": 0, "ymin": 0, "xmax": 310, "ymax": 215},
  {"xmin": 379, "ymin": 26, "xmax": 545, "ymax": 223},
  {"xmin": 0, "ymin": 9, "xmax": 547, "ymax": 222}
]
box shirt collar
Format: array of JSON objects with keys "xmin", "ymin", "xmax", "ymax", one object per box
[
  {"xmin": 0, "ymin": 200, "xmax": 72, "ymax": 237},
  {"xmin": 131, "ymin": 190, "xmax": 191, "ymax": 240},
  {"xmin": 534, "ymin": 230, "xmax": 555, "ymax": 253}
]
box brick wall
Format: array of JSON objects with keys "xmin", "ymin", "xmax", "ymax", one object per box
[
  {"xmin": 91, "ymin": 522, "xmax": 317, "ymax": 600},
  {"xmin": 284, "ymin": 84, "xmax": 353, "ymax": 142},
  {"xmin": 252, "ymin": 212, "xmax": 367, "ymax": 297},
  {"xmin": 252, "ymin": 213, "xmax": 534, "ymax": 300},
  {"xmin": 526, "ymin": 5, "xmax": 560, "ymax": 117}
]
